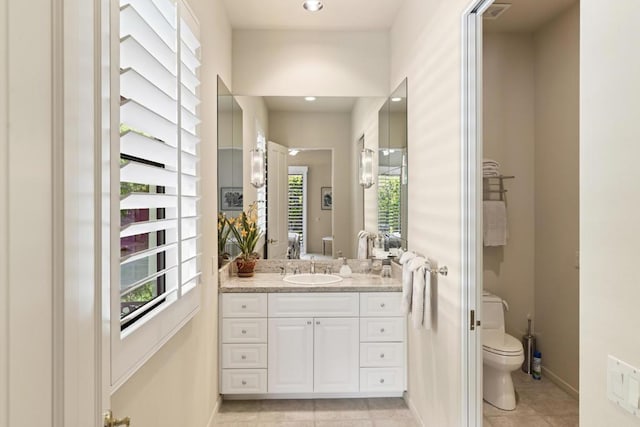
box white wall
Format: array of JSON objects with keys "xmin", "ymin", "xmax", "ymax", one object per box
[
  {"xmin": 581, "ymin": 0, "xmax": 640, "ymax": 425},
  {"xmin": 269, "ymin": 111, "xmax": 353, "ymax": 257},
  {"xmin": 390, "ymin": 1, "xmax": 469, "ymax": 424},
  {"xmin": 483, "ymin": 32, "xmax": 536, "ymax": 341},
  {"xmin": 4, "ymin": 1, "xmax": 55, "ymax": 425},
  {"xmin": 288, "ymin": 150, "xmax": 333, "ymax": 254},
  {"xmin": 111, "ymin": 0, "xmax": 231, "ymax": 425},
  {"xmin": 233, "ymin": 30, "xmax": 389, "ymax": 97},
  {"xmin": 533, "ymin": 3, "xmax": 580, "ymax": 394}
]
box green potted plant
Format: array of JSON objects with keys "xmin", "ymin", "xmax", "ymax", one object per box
[
  {"xmin": 217, "ymin": 212, "xmax": 232, "ymax": 266},
  {"xmin": 227, "ymin": 202, "xmax": 263, "ymax": 277}
]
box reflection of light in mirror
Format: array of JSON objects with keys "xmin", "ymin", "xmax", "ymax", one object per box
[
  {"xmin": 382, "ymin": 150, "xmax": 389, "ymax": 156},
  {"xmin": 304, "ymin": 96, "xmax": 316, "ymax": 101},
  {"xmin": 401, "ymin": 152, "xmax": 408, "ymax": 185},
  {"xmin": 250, "ymin": 148, "xmax": 266, "ymax": 188},
  {"xmin": 288, "ymin": 149, "xmax": 300, "ymax": 156},
  {"xmin": 391, "ymin": 97, "xmax": 402, "ymax": 102}
]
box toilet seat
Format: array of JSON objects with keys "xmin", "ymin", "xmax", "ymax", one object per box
[{"xmin": 482, "ymin": 330, "xmax": 523, "ymax": 356}]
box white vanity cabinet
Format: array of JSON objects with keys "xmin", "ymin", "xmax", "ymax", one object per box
[{"xmin": 220, "ymin": 291, "xmax": 405, "ymax": 397}]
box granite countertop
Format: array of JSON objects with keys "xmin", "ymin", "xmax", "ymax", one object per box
[{"xmin": 219, "ymin": 272, "xmax": 402, "ymax": 293}]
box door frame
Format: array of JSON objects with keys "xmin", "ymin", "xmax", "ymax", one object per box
[{"xmin": 461, "ymin": 0, "xmax": 494, "ymax": 426}]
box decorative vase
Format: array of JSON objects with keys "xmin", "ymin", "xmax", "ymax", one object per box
[{"xmin": 235, "ymin": 257, "xmax": 257, "ymax": 277}]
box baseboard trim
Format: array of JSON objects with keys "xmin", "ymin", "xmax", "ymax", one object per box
[
  {"xmin": 542, "ymin": 366, "xmax": 579, "ymax": 399},
  {"xmin": 403, "ymin": 391, "xmax": 426, "ymax": 427},
  {"xmin": 206, "ymin": 395, "xmax": 222, "ymax": 427},
  {"xmin": 222, "ymin": 391, "xmax": 404, "ymax": 400}
]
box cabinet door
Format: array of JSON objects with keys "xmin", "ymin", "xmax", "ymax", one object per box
[
  {"xmin": 313, "ymin": 317, "xmax": 359, "ymax": 392},
  {"xmin": 268, "ymin": 318, "xmax": 314, "ymax": 393}
]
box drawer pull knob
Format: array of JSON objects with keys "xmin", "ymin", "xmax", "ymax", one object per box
[
  {"xmin": 380, "ymin": 303, "xmax": 385, "ymax": 308},
  {"xmin": 380, "ymin": 353, "xmax": 385, "ymax": 358},
  {"xmin": 380, "ymin": 328, "xmax": 385, "ymax": 333},
  {"xmin": 241, "ymin": 330, "xmax": 247, "ymax": 334},
  {"xmin": 316, "ymin": 321, "xmax": 320, "ymax": 325},
  {"xmin": 241, "ymin": 305, "xmax": 247, "ymax": 309},
  {"xmin": 307, "ymin": 321, "xmax": 312, "ymax": 325},
  {"xmin": 241, "ymin": 380, "xmax": 247, "ymax": 385},
  {"xmin": 241, "ymin": 355, "xmax": 246, "ymax": 360},
  {"xmin": 379, "ymin": 378, "xmax": 385, "ymax": 384}
]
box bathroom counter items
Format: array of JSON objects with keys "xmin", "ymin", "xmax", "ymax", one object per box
[{"xmin": 220, "ymin": 273, "xmax": 402, "ymax": 293}]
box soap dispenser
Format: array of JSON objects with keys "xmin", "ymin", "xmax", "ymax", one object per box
[{"xmin": 339, "ymin": 257, "xmax": 352, "ymax": 278}]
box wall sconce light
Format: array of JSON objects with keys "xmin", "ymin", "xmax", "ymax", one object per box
[
  {"xmin": 359, "ymin": 148, "xmax": 375, "ymax": 189},
  {"xmin": 250, "ymin": 148, "xmax": 265, "ymax": 188}
]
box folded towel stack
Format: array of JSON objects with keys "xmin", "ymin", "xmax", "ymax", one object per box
[{"xmin": 483, "ymin": 158, "xmax": 500, "ymax": 177}]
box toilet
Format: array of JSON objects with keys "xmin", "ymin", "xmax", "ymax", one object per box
[{"xmin": 482, "ymin": 291, "xmax": 524, "ymax": 410}]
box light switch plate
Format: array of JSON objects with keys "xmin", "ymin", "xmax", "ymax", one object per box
[{"xmin": 608, "ymin": 355, "xmax": 640, "ymax": 418}]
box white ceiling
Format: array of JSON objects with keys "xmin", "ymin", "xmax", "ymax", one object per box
[
  {"xmin": 484, "ymin": 0, "xmax": 578, "ymax": 33},
  {"xmin": 264, "ymin": 96, "xmax": 360, "ymax": 113},
  {"xmin": 222, "ymin": 0, "xmax": 406, "ymax": 31}
]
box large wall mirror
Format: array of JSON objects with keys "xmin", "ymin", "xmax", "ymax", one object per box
[{"xmin": 217, "ymin": 79, "xmax": 408, "ymax": 265}]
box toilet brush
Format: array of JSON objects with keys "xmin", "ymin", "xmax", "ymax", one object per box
[{"xmin": 521, "ymin": 317, "xmax": 535, "ymax": 374}]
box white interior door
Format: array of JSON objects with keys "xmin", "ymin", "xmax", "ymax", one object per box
[{"xmin": 267, "ymin": 141, "xmax": 289, "ymax": 258}]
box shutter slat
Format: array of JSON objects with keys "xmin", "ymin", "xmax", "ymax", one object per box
[
  {"xmin": 121, "ymin": 160, "xmax": 177, "ymax": 187},
  {"xmin": 180, "ymin": 63, "xmax": 199, "ymax": 94},
  {"xmin": 121, "ymin": 68, "xmax": 177, "ymax": 123},
  {"xmin": 180, "ymin": 41, "xmax": 200, "ymax": 73},
  {"xmin": 120, "ymin": 7, "xmax": 176, "ymax": 73},
  {"xmin": 181, "ymin": 84, "xmax": 200, "ymax": 114},
  {"xmin": 180, "ymin": 17, "xmax": 200, "ymax": 53},
  {"xmin": 121, "ymin": 99, "xmax": 178, "ymax": 146},
  {"xmin": 121, "ymin": 36, "xmax": 176, "ymax": 97},
  {"xmin": 120, "ymin": 218, "xmax": 178, "ymax": 238},
  {"xmin": 121, "ymin": 193, "xmax": 177, "ymax": 209},
  {"xmin": 121, "ymin": 130, "xmax": 177, "ymax": 168},
  {"xmin": 121, "ymin": 242, "xmax": 177, "ymax": 265},
  {"xmin": 121, "ymin": 0, "xmax": 176, "ymax": 50}
]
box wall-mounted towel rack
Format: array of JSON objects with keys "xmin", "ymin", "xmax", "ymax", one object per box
[
  {"xmin": 483, "ymin": 175, "xmax": 515, "ymax": 201},
  {"xmin": 423, "ymin": 259, "xmax": 448, "ymax": 277}
]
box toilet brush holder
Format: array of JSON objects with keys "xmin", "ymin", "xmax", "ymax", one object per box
[{"xmin": 522, "ymin": 334, "xmax": 535, "ymax": 374}]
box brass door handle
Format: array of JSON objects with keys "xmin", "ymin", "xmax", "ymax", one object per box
[{"xmin": 104, "ymin": 410, "xmax": 131, "ymax": 427}]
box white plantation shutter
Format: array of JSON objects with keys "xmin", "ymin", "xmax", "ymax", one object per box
[{"xmin": 117, "ymin": 0, "xmax": 200, "ymax": 329}]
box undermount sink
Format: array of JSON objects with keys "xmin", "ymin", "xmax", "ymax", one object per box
[{"xmin": 283, "ymin": 273, "xmax": 343, "ymax": 285}]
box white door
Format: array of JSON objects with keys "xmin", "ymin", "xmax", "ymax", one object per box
[
  {"xmin": 268, "ymin": 318, "xmax": 314, "ymax": 393},
  {"xmin": 267, "ymin": 141, "xmax": 289, "ymax": 258},
  {"xmin": 314, "ymin": 317, "xmax": 360, "ymax": 392}
]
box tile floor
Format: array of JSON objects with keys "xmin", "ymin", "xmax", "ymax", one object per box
[
  {"xmin": 211, "ymin": 397, "xmax": 419, "ymax": 427},
  {"xmin": 483, "ymin": 370, "xmax": 579, "ymax": 427}
]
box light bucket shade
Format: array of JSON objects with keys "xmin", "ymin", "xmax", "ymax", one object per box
[
  {"xmin": 250, "ymin": 148, "xmax": 265, "ymax": 188},
  {"xmin": 359, "ymin": 148, "xmax": 375, "ymax": 189}
]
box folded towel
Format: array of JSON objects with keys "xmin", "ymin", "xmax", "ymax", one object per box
[
  {"xmin": 423, "ymin": 267, "xmax": 432, "ymax": 330},
  {"xmin": 357, "ymin": 230, "xmax": 369, "ymax": 259},
  {"xmin": 408, "ymin": 256, "xmax": 426, "ymax": 328},
  {"xmin": 483, "ymin": 200, "xmax": 508, "ymax": 246},
  {"xmin": 483, "ymin": 158, "xmax": 500, "ymax": 167},
  {"xmin": 399, "ymin": 251, "xmax": 416, "ymax": 314}
]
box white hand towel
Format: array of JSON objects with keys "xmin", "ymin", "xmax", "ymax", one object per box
[
  {"xmin": 399, "ymin": 251, "xmax": 416, "ymax": 314},
  {"xmin": 408, "ymin": 256, "xmax": 426, "ymax": 329},
  {"xmin": 357, "ymin": 231, "xmax": 369, "ymax": 259},
  {"xmin": 422, "ymin": 267, "xmax": 432, "ymax": 330},
  {"xmin": 483, "ymin": 200, "xmax": 508, "ymax": 246}
]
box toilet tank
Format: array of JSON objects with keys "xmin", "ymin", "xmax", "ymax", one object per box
[{"xmin": 482, "ymin": 291, "xmax": 505, "ymax": 331}]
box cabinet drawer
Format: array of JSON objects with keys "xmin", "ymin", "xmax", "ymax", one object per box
[
  {"xmin": 360, "ymin": 367, "xmax": 404, "ymax": 392},
  {"xmin": 360, "ymin": 342, "xmax": 404, "ymax": 367},
  {"xmin": 222, "ymin": 369, "xmax": 267, "ymax": 394},
  {"xmin": 269, "ymin": 293, "xmax": 359, "ymax": 317},
  {"xmin": 222, "ymin": 344, "xmax": 267, "ymax": 369},
  {"xmin": 222, "ymin": 293, "xmax": 267, "ymax": 318},
  {"xmin": 360, "ymin": 292, "xmax": 403, "ymax": 317},
  {"xmin": 360, "ymin": 317, "xmax": 405, "ymax": 342},
  {"xmin": 222, "ymin": 318, "xmax": 268, "ymax": 343}
]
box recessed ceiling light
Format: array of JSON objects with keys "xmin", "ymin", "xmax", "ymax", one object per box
[
  {"xmin": 391, "ymin": 97, "xmax": 402, "ymax": 102},
  {"xmin": 289, "ymin": 149, "xmax": 300, "ymax": 156},
  {"xmin": 303, "ymin": 1, "xmax": 323, "ymax": 12},
  {"xmin": 304, "ymin": 96, "xmax": 316, "ymax": 102}
]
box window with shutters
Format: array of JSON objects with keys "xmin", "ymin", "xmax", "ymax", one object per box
[
  {"xmin": 112, "ymin": 0, "xmax": 201, "ymax": 388},
  {"xmin": 287, "ymin": 166, "xmax": 308, "ymax": 255}
]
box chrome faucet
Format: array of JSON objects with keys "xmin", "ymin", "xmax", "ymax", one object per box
[{"xmin": 310, "ymin": 256, "xmax": 316, "ymax": 274}]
